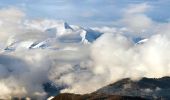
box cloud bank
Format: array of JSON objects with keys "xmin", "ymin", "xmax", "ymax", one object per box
[{"xmin": 0, "ymin": 3, "xmax": 170, "ymax": 99}]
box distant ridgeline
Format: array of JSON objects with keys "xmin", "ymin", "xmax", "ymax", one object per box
[{"xmin": 52, "ymin": 76, "xmax": 170, "ymax": 100}]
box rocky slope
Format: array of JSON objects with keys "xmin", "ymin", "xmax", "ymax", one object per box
[
  {"xmin": 95, "ymin": 77, "xmax": 170, "ymax": 100},
  {"xmin": 52, "ymin": 77, "xmax": 170, "ymax": 100}
]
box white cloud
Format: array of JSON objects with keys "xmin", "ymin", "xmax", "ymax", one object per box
[
  {"xmin": 125, "ymin": 3, "xmax": 151, "ymax": 14},
  {"xmin": 0, "ymin": 7, "xmax": 25, "ymax": 47},
  {"xmin": 120, "ymin": 3, "xmax": 154, "ymax": 34},
  {"xmin": 1, "ymin": 3, "xmax": 170, "ymax": 99}
]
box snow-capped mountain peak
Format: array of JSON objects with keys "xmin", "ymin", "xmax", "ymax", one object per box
[{"xmin": 3, "ymin": 20, "xmax": 103, "ymax": 52}]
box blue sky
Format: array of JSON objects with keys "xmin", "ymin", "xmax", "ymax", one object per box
[{"xmin": 0, "ymin": 0, "xmax": 170, "ymax": 27}]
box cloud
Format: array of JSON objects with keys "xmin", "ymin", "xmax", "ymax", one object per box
[
  {"xmin": 0, "ymin": 7, "xmax": 25, "ymax": 47},
  {"xmin": 125, "ymin": 3, "xmax": 151, "ymax": 14},
  {"xmin": 0, "ymin": 54, "xmax": 48, "ymax": 99},
  {"xmin": 54, "ymin": 3, "xmax": 170, "ymax": 94},
  {"xmin": 120, "ymin": 3, "xmax": 154, "ymax": 34},
  {"xmin": 1, "ymin": 3, "xmax": 170, "ymax": 99},
  {"xmin": 105, "ymin": 3, "xmax": 155, "ymax": 35}
]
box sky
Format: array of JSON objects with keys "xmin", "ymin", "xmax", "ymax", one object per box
[{"xmin": 0, "ymin": 0, "xmax": 170, "ymax": 27}]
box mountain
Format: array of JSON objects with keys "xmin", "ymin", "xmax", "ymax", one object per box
[
  {"xmin": 136, "ymin": 38, "xmax": 148, "ymax": 44},
  {"xmin": 132, "ymin": 37, "xmax": 148, "ymax": 45},
  {"xmin": 52, "ymin": 93, "xmax": 148, "ymax": 100},
  {"xmin": 95, "ymin": 77, "xmax": 170, "ymax": 100},
  {"xmin": 52, "ymin": 77, "xmax": 170, "ymax": 100},
  {"xmin": 3, "ymin": 20, "xmax": 102, "ymax": 52}
]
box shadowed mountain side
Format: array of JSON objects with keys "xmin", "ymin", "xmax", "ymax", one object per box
[
  {"xmin": 95, "ymin": 77, "xmax": 170, "ymax": 100},
  {"xmin": 52, "ymin": 77, "xmax": 170, "ymax": 100},
  {"xmin": 52, "ymin": 93, "xmax": 149, "ymax": 100}
]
